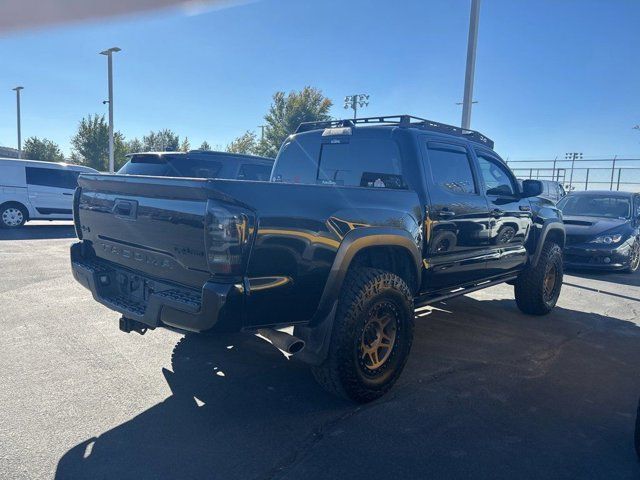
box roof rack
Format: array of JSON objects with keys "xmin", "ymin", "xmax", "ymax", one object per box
[{"xmin": 295, "ymin": 114, "xmax": 494, "ymax": 149}]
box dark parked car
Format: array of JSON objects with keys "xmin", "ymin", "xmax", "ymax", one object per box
[
  {"xmin": 117, "ymin": 150, "xmax": 273, "ymax": 181},
  {"xmin": 558, "ymin": 190, "xmax": 640, "ymax": 272},
  {"xmin": 517, "ymin": 179, "xmax": 566, "ymax": 204},
  {"xmin": 70, "ymin": 115, "xmax": 565, "ymax": 402}
]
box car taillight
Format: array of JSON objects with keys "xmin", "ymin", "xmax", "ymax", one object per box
[
  {"xmin": 204, "ymin": 201, "xmax": 253, "ymax": 276},
  {"xmin": 73, "ymin": 187, "xmax": 83, "ymax": 239}
]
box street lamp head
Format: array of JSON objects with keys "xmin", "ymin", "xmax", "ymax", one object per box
[
  {"xmin": 12, "ymin": 86, "xmax": 24, "ymax": 91},
  {"xmin": 100, "ymin": 47, "xmax": 121, "ymax": 55}
]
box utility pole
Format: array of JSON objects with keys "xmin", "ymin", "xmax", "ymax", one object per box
[
  {"xmin": 344, "ymin": 94, "xmax": 369, "ymax": 120},
  {"xmin": 461, "ymin": 0, "xmax": 481, "ymax": 130},
  {"xmin": 100, "ymin": 47, "xmax": 121, "ymax": 173},
  {"xmin": 565, "ymin": 152, "xmax": 583, "ymax": 189},
  {"xmin": 12, "ymin": 86, "xmax": 24, "ymax": 159},
  {"xmin": 259, "ymin": 125, "xmax": 266, "ymax": 140}
]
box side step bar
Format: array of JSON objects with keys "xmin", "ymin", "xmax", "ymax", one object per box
[{"xmin": 415, "ymin": 275, "xmax": 518, "ymax": 308}]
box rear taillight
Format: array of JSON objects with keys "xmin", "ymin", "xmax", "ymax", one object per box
[
  {"xmin": 204, "ymin": 201, "xmax": 253, "ymax": 275},
  {"xmin": 73, "ymin": 187, "xmax": 83, "ymax": 239}
]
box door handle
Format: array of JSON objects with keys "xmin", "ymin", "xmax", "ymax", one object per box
[
  {"xmin": 62, "ymin": 192, "xmax": 73, "ymax": 196},
  {"xmin": 437, "ymin": 210, "xmax": 456, "ymax": 219},
  {"xmin": 113, "ymin": 199, "xmax": 137, "ymax": 219}
]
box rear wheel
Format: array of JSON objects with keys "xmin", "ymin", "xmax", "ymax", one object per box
[
  {"xmin": 624, "ymin": 239, "xmax": 640, "ymax": 274},
  {"xmin": 514, "ymin": 241, "xmax": 563, "ymax": 315},
  {"xmin": 311, "ymin": 268, "xmax": 414, "ymax": 403},
  {"xmin": 0, "ymin": 203, "xmax": 27, "ymax": 228}
]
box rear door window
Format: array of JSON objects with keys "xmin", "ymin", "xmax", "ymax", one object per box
[
  {"xmin": 425, "ymin": 143, "xmax": 476, "ymax": 194},
  {"xmin": 25, "ymin": 167, "xmax": 79, "ymax": 189},
  {"xmin": 316, "ymin": 138, "xmax": 405, "ymax": 189},
  {"xmin": 237, "ymin": 163, "xmax": 272, "ymax": 181}
]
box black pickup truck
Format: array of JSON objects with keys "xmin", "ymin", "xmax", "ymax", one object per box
[{"xmin": 70, "ymin": 115, "xmax": 565, "ymax": 402}]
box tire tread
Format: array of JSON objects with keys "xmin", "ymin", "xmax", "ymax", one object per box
[{"xmin": 311, "ymin": 267, "xmax": 414, "ymax": 403}]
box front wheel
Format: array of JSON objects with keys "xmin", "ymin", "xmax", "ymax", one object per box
[
  {"xmin": 514, "ymin": 241, "xmax": 563, "ymax": 315},
  {"xmin": 0, "ymin": 203, "xmax": 27, "ymax": 228},
  {"xmin": 311, "ymin": 268, "xmax": 414, "ymax": 403},
  {"xmin": 624, "ymin": 239, "xmax": 640, "ymax": 274}
]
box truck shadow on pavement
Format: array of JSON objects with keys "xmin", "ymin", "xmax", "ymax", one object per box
[
  {"xmin": 0, "ymin": 224, "xmax": 75, "ymax": 240},
  {"xmin": 55, "ymin": 298, "xmax": 640, "ymax": 480}
]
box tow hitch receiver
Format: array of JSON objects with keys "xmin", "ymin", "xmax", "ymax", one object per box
[{"xmin": 119, "ymin": 316, "xmax": 150, "ymax": 335}]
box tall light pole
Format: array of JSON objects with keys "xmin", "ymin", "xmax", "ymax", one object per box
[
  {"xmin": 100, "ymin": 47, "xmax": 121, "ymax": 172},
  {"xmin": 461, "ymin": 0, "xmax": 481, "ymax": 130},
  {"xmin": 344, "ymin": 94, "xmax": 369, "ymax": 120},
  {"xmin": 565, "ymin": 152, "xmax": 583, "ymax": 189},
  {"xmin": 12, "ymin": 86, "xmax": 24, "ymax": 159}
]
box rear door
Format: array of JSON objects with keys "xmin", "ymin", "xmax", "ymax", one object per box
[
  {"xmin": 420, "ymin": 139, "xmax": 492, "ymax": 289},
  {"xmin": 474, "ymin": 150, "xmax": 532, "ymax": 276},
  {"xmin": 26, "ymin": 166, "xmax": 78, "ymax": 216}
]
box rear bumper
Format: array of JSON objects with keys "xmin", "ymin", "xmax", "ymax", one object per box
[
  {"xmin": 563, "ymin": 243, "xmax": 631, "ymax": 271},
  {"xmin": 70, "ymin": 242, "xmax": 242, "ymax": 333}
]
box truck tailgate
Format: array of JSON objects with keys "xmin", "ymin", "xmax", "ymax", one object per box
[{"xmin": 76, "ymin": 174, "xmax": 235, "ymax": 289}]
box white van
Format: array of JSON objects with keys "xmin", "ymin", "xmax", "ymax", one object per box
[{"xmin": 0, "ymin": 158, "xmax": 98, "ymax": 228}]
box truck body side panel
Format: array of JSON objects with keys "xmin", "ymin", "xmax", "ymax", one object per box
[{"xmin": 207, "ymin": 180, "xmax": 423, "ymax": 326}]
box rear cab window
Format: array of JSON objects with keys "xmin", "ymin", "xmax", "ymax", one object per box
[{"xmin": 272, "ymin": 130, "xmax": 406, "ymax": 189}]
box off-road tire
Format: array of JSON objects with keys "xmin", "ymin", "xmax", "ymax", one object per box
[
  {"xmin": 514, "ymin": 241, "xmax": 563, "ymax": 315},
  {"xmin": 311, "ymin": 268, "xmax": 414, "ymax": 403},
  {"xmin": 0, "ymin": 202, "xmax": 28, "ymax": 228}
]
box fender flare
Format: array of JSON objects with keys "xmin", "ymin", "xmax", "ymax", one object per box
[
  {"xmin": 530, "ymin": 220, "xmax": 565, "ymax": 268},
  {"xmin": 295, "ymin": 227, "xmax": 422, "ymax": 365}
]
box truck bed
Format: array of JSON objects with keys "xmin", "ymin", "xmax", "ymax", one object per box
[{"xmin": 73, "ymin": 173, "xmax": 422, "ymax": 329}]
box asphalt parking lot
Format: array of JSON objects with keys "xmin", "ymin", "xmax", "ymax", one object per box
[{"xmin": 1, "ymin": 222, "xmax": 639, "ymax": 480}]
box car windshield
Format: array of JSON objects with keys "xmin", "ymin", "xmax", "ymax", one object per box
[{"xmin": 557, "ymin": 194, "xmax": 631, "ymax": 219}]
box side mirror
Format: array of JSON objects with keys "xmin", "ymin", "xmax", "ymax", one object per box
[{"xmin": 521, "ymin": 179, "xmax": 543, "ymax": 198}]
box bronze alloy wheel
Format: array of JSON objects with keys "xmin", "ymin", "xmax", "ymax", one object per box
[
  {"xmin": 358, "ymin": 301, "xmax": 399, "ymax": 373},
  {"xmin": 543, "ymin": 263, "xmax": 558, "ymax": 302}
]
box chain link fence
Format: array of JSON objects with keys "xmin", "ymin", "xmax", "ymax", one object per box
[{"xmin": 505, "ymin": 157, "xmax": 640, "ymax": 192}]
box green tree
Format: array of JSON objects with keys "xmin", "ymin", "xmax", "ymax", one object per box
[
  {"xmin": 253, "ymin": 86, "xmax": 332, "ymax": 158},
  {"xmin": 142, "ymin": 129, "xmax": 180, "ymax": 151},
  {"xmin": 125, "ymin": 137, "xmax": 143, "ymax": 154},
  {"xmin": 70, "ymin": 114, "xmax": 128, "ymax": 171},
  {"xmin": 226, "ymin": 131, "xmax": 258, "ymax": 154},
  {"xmin": 180, "ymin": 137, "xmax": 191, "ymax": 152},
  {"xmin": 70, "ymin": 114, "xmax": 109, "ymax": 170},
  {"xmin": 114, "ymin": 133, "xmax": 129, "ymax": 170},
  {"xmin": 199, "ymin": 141, "xmax": 211, "ymax": 151},
  {"xmin": 23, "ymin": 137, "xmax": 65, "ymax": 163}
]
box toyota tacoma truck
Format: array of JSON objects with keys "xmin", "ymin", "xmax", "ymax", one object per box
[{"xmin": 70, "ymin": 115, "xmax": 565, "ymax": 403}]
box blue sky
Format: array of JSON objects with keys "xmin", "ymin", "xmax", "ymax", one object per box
[{"xmin": 0, "ymin": 0, "xmax": 638, "ymax": 160}]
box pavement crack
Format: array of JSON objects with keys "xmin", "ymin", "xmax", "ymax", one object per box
[{"xmin": 257, "ymin": 406, "xmax": 363, "ymax": 480}]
